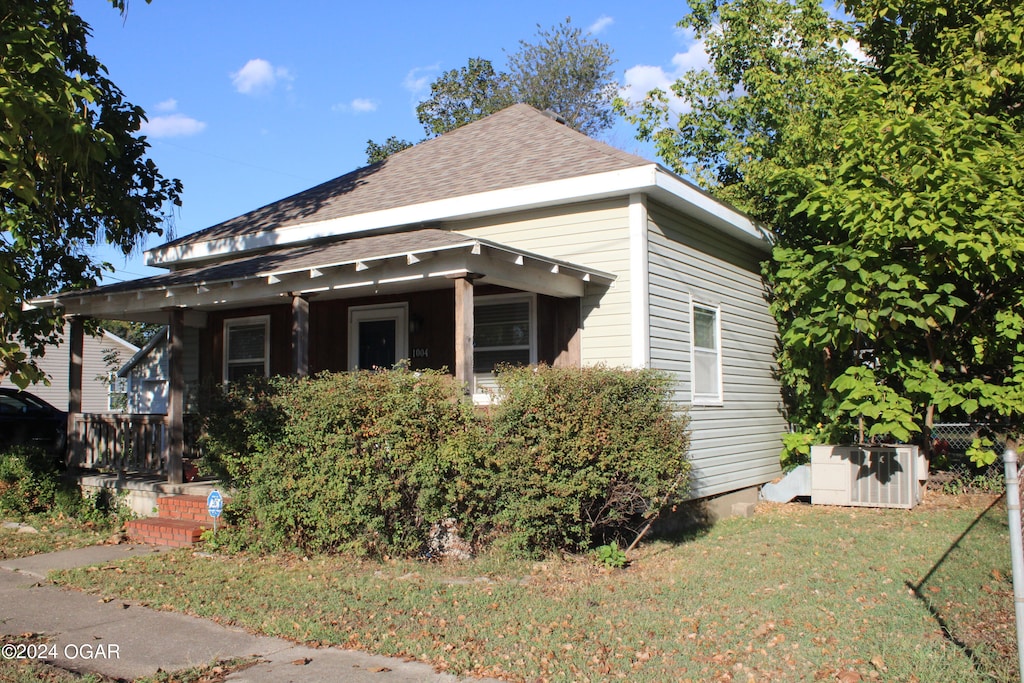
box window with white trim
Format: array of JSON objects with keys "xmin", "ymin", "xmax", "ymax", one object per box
[
  {"xmin": 474, "ymin": 294, "xmax": 536, "ymax": 382},
  {"xmin": 107, "ymin": 373, "xmax": 128, "ymax": 412},
  {"xmin": 691, "ymin": 303, "xmax": 722, "ymax": 404},
  {"xmin": 224, "ymin": 316, "xmax": 270, "ymax": 383}
]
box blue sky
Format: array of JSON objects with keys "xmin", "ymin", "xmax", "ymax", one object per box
[{"xmin": 72, "ymin": 1, "xmax": 706, "ymax": 283}]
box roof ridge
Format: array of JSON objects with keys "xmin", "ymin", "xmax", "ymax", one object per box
[{"xmin": 155, "ymin": 103, "xmax": 653, "ymax": 256}]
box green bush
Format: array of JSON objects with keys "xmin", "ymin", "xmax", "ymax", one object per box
[
  {"xmin": 0, "ymin": 446, "xmax": 60, "ymax": 515},
  {"xmin": 0, "ymin": 446, "xmax": 130, "ymax": 526},
  {"xmin": 489, "ymin": 365, "xmax": 690, "ymax": 556},
  {"xmin": 203, "ymin": 369, "xmax": 488, "ymax": 556},
  {"xmin": 201, "ymin": 365, "xmax": 691, "ymax": 558}
]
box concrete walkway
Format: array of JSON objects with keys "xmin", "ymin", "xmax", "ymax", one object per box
[{"xmin": 0, "ymin": 544, "xmax": 504, "ymax": 682}]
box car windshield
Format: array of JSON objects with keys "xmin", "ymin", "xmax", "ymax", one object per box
[{"xmin": 0, "ymin": 392, "xmax": 53, "ymax": 413}]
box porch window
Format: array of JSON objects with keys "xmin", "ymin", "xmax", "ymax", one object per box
[
  {"xmin": 474, "ymin": 294, "xmax": 536, "ymax": 385},
  {"xmin": 691, "ymin": 303, "xmax": 722, "ymax": 404},
  {"xmin": 224, "ymin": 316, "xmax": 269, "ymax": 383}
]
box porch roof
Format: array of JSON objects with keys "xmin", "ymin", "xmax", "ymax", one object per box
[{"xmin": 29, "ymin": 229, "xmax": 615, "ymax": 323}]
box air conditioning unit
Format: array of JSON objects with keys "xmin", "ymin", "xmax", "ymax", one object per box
[{"xmin": 811, "ymin": 444, "xmax": 926, "ymax": 509}]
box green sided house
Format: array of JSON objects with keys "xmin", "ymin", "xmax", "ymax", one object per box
[{"xmin": 32, "ymin": 104, "xmax": 787, "ymax": 509}]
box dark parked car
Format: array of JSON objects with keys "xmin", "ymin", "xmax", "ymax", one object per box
[{"xmin": 0, "ymin": 388, "xmax": 67, "ymax": 456}]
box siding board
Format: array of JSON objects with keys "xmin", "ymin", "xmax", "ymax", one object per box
[
  {"xmin": 646, "ymin": 201, "xmax": 787, "ymax": 498},
  {"xmin": 1, "ymin": 326, "xmax": 138, "ymax": 413},
  {"xmin": 453, "ymin": 199, "xmax": 633, "ymax": 367}
]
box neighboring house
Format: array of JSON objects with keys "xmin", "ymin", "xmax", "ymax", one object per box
[
  {"xmin": 0, "ymin": 325, "xmax": 138, "ymax": 413},
  {"xmin": 32, "ymin": 104, "xmax": 788, "ymax": 501},
  {"xmin": 117, "ymin": 326, "xmax": 200, "ymax": 414}
]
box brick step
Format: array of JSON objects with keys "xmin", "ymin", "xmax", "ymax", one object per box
[
  {"xmin": 157, "ymin": 494, "xmax": 229, "ymax": 523},
  {"xmin": 126, "ymin": 517, "xmax": 212, "ymax": 548}
]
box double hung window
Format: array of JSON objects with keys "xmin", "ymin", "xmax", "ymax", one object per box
[
  {"xmin": 691, "ymin": 303, "xmax": 722, "ymax": 404},
  {"xmin": 224, "ymin": 316, "xmax": 269, "ymax": 383}
]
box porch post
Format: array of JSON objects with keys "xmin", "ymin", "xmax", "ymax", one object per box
[
  {"xmin": 67, "ymin": 316, "xmax": 84, "ymax": 470},
  {"xmin": 553, "ymin": 297, "xmax": 582, "ymax": 368},
  {"xmin": 291, "ymin": 294, "xmax": 309, "ymax": 377},
  {"xmin": 453, "ymin": 275, "xmax": 477, "ymax": 391},
  {"xmin": 165, "ymin": 308, "xmax": 184, "ymax": 485}
]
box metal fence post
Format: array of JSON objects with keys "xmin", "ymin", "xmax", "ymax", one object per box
[{"xmin": 1002, "ymin": 448, "xmax": 1024, "ymax": 681}]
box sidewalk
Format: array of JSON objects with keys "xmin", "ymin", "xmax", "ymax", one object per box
[{"xmin": 0, "ymin": 544, "xmax": 504, "ymax": 682}]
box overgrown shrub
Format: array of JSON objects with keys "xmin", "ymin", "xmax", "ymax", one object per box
[
  {"xmin": 488, "ymin": 365, "xmax": 690, "ymax": 556},
  {"xmin": 203, "ymin": 369, "xmax": 489, "ymax": 556},
  {"xmin": 200, "ymin": 365, "xmax": 691, "ymax": 558},
  {"xmin": 0, "ymin": 446, "xmax": 60, "ymax": 515},
  {"xmin": 0, "ymin": 446, "xmax": 129, "ymax": 525}
]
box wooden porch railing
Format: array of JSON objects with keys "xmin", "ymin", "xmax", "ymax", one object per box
[{"xmin": 70, "ymin": 414, "xmax": 202, "ymax": 476}]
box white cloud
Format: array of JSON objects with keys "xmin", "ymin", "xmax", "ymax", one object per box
[
  {"xmin": 154, "ymin": 98, "xmax": 178, "ymax": 113},
  {"xmin": 589, "ymin": 15, "xmax": 614, "ymax": 34},
  {"xmin": 332, "ymin": 98, "xmax": 378, "ymax": 114},
  {"xmin": 350, "ymin": 98, "xmax": 377, "ymax": 113},
  {"xmin": 403, "ymin": 64, "xmax": 440, "ymax": 97},
  {"xmin": 231, "ymin": 58, "xmax": 293, "ymax": 95},
  {"xmin": 140, "ymin": 113, "xmax": 206, "ymax": 138},
  {"xmin": 619, "ymin": 33, "xmax": 710, "ymax": 114}
]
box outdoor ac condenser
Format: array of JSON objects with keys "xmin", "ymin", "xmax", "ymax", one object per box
[{"xmin": 810, "ymin": 444, "xmax": 926, "ymax": 509}]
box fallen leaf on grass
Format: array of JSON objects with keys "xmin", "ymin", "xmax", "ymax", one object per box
[
  {"xmin": 870, "ymin": 655, "xmax": 887, "ymax": 672},
  {"xmin": 837, "ymin": 671, "xmax": 862, "ymax": 683}
]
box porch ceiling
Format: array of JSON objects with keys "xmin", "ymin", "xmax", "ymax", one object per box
[{"xmin": 29, "ymin": 229, "xmax": 615, "ymax": 323}]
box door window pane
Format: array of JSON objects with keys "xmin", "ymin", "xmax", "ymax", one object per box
[{"xmin": 358, "ymin": 319, "xmax": 397, "ymax": 370}]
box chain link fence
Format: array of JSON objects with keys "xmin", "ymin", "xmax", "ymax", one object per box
[
  {"xmin": 930, "ymin": 422, "xmax": 1010, "ymax": 494},
  {"xmin": 931, "ymin": 422, "xmax": 1008, "ymax": 460}
]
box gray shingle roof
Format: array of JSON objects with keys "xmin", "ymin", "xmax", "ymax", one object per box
[
  {"xmin": 75, "ymin": 230, "xmax": 480, "ymax": 298},
  {"xmin": 162, "ymin": 104, "xmax": 651, "ymax": 249}
]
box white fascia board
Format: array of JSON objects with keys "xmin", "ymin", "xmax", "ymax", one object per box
[
  {"xmin": 146, "ymin": 166, "xmax": 664, "ymax": 268},
  {"xmin": 100, "ymin": 329, "xmax": 140, "ymax": 354},
  {"xmin": 651, "ymin": 169, "xmax": 774, "ymax": 250}
]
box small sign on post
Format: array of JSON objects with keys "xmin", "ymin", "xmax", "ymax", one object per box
[{"xmin": 207, "ymin": 490, "xmax": 223, "ymax": 535}]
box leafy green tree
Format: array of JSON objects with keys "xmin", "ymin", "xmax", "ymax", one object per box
[
  {"xmin": 618, "ymin": 0, "xmax": 860, "ymax": 228},
  {"xmin": 623, "ymin": 0, "xmax": 1024, "ymax": 464},
  {"xmin": 415, "ymin": 57, "xmax": 513, "ymax": 138},
  {"xmin": 1, "ymin": 0, "xmax": 181, "ymax": 388},
  {"xmin": 366, "ymin": 19, "xmax": 619, "ymax": 163},
  {"xmin": 100, "ymin": 320, "xmax": 163, "ymax": 348},
  {"xmin": 505, "ymin": 19, "xmax": 618, "ymax": 137},
  {"xmin": 364, "ymin": 135, "xmax": 413, "ymax": 164}
]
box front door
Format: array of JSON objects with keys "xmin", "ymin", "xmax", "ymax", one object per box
[{"xmin": 348, "ymin": 303, "xmax": 409, "ymax": 370}]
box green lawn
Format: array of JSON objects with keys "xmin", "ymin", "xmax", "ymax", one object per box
[
  {"xmin": 48, "ymin": 494, "xmax": 1017, "ymax": 682},
  {"xmin": 0, "ymin": 514, "xmax": 120, "ymax": 562}
]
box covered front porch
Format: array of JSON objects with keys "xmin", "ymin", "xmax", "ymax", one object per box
[{"xmin": 37, "ymin": 229, "xmax": 614, "ymax": 485}]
